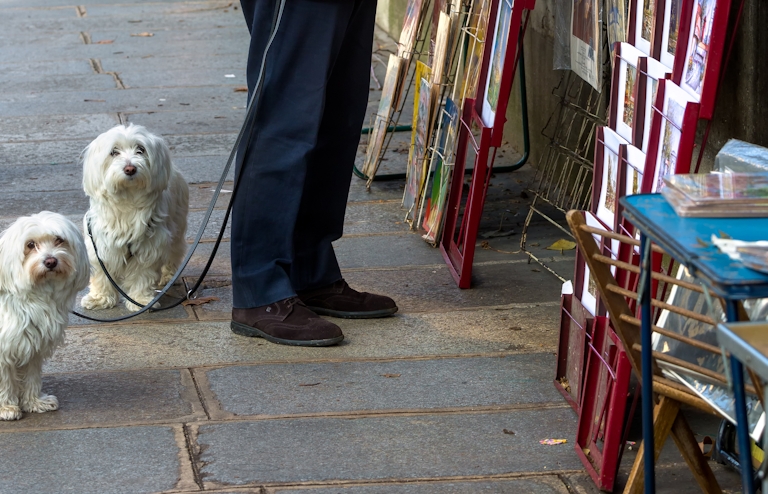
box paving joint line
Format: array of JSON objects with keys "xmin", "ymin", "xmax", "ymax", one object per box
[
  {"xmin": 182, "ymin": 423, "xmax": 205, "ymax": 491},
  {"xmin": 41, "ymin": 350, "xmax": 558, "ymax": 376},
  {"xmin": 188, "ymin": 368, "xmax": 211, "ymax": 420},
  {"xmin": 204, "ymin": 470, "xmax": 585, "ymax": 491},
  {"xmin": 0, "ymin": 402, "xmax": 570, "ymax": 434}
]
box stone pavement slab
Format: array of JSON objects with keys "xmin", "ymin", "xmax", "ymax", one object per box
[
  {"xmin": 0, "ymin": 425, "xmax": 185, "ymax": 494},
  {"xmin": 125, "ymin": 108, "xmax": 247, "ymax": 135},
  {"xmin": 0, "ymin": 86, "xmax": 244, "ymax": 117},
  {"xmin": 193, "ymin": 409, "xmax": 581, "ymax": 487},
  {"xmin": 0, "ymin": 369, "xmax": 203, "ymax": 430},
  {"xmin": 269, "ymin": 477, "xmax": 570, "ymax": 493},
  {"xmin": 49, "ymin": 307, "xmax": 561, "ymax": 373},
  {"xmin": 201, "ymin": 354, "xmax": 561, "ymax": 418},
  {"xmin": 0, "ymin": 114, "xmax": 119, "ymax": 143}
]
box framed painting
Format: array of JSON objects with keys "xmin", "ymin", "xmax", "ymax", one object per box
[
  {"xmin": 641, "ymin": 79, "xmax": 700, "ymax": 193},
  {"xmin": 633, "ymin": 56, "xmax": 672, "ymax": 152},
  {"xmin": 608, "ymin": 43, "xmax": 644, "ymax": 144},
  {"xmin": 658, "ymin": 0, "xmax": 684, "ymax": 69},
  {"xmin": 673, "ymin": 0, "xmax": 732, "ymax": 119},
  {"xmin": 592, "ymin": 127, "xmax": 629, "ymax": 231},
  {"xmin": 473, "ymin": 0, "xmax": 535, "ymax": 145},
  {"xmin": 628, "ymin": 0, "xmax": 663, "ymax": 57}
]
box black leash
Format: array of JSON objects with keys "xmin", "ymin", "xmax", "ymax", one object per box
[{"xmin": 72, "ymin": 0, "xmax": 286, "ymax": 323}]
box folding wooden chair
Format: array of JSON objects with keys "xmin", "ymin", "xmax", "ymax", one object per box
[{"xmin": 566, "ymin": 209, "xmax": 755, "ymax": 494}]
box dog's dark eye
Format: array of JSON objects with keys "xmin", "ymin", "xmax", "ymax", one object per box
[
  {"xmin": 26, "ymin": 241, "xmax": 36, "ymax": 250},
  {"xmin": 55, "ymin": 237, "xmax": 65, "ymax": 246},
  {"xmin": 136, "ymin": 146, "xmax": 145, "ymax": 155},
  {"xmin": 110, "ymin": 149, "xmax": 120, "ymax": 157}
]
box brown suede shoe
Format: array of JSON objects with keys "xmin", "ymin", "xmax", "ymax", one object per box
[
  {"xmin": 297, "ymin": 280, "xmax": 398, "ymax": 319},
  {"xmin": 231, "ymin": 297, "xmax": 343, "ymax": 346}
]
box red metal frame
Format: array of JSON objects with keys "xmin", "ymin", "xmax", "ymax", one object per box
[
  {"xmin": 439, "ymin": 0, "xmax": 536, "ymax": 288},
  {"xmin": 555, "ymin": 292, "xmax": 595, "ymax": 412},
  {"xmin": 440, "ymin": 101, "xmax": 493, "ymax": 288},
  {"xmin": 672, "ymin": 0, "xmax": 732, "ymax": 119},
  {"xmin": 575, "ymin": 316, "xmax": 632, "ymax": 492}
]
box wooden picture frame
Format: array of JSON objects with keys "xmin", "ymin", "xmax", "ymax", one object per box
[
  {"xmin": 673, "ymin": 0, "xmax": 732, "ymax": 119},
  {"xmin": 658, "ymin": 0, "xmax": 684, "ymax": 69},
  {"xmin": 641, "ymin": 79, "xmax": 700, "ymax": 193},
  {"xmin": 592, "ymin": 127, "xmax": 629, "ymax": 231},
  {"xmin": 609, "ymin": 43, "xmax": 644, "ymax": 144},
  {"xmin": 633, "ymin": 56, "xmax": 672, "ymax": 152},
  {"xmin": 628, "ymin": 0, "xmax": 664, "ymax": 57}
]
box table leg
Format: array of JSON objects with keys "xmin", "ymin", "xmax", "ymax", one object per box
[
  {"xmin": 639, "ymin": 234, "xmax": 655, "ymax": 493},
  {"xmin": 727, "ymin": 299, "xmax": 756, "ymax": 493}
]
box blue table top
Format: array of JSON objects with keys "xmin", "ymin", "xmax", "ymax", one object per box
[{"xmin": 621, "ymin": 194, "xmax": 768, "ymax": 299}]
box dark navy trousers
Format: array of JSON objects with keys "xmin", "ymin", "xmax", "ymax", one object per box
[{"xmin": 232, "ymin": 0, "xmax": 377, "ymax": 308}]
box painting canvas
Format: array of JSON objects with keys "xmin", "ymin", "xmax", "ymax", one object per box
[
  {"xmin": 458, "ymin": 0, "xmax": 492, "ymax": 103},
  {"xmin": 636, "ymin": 56, "xmax": 671, "ymax": 153},
  {"xmin": 606, "ymin": 0, "xmax": 627, "ymax": 61},
  {"xmin": 596, "ymin": 128, "xmax": 628, "ymax": 229},
  {"xmin": 629, "ymin": 0, "xmax": 659, "ymax": 55},
  {"xmin": 423, "ymin": 98, "xmax": 460, "ymax": 245},
  {"xmin": 654, "ymin": 98, "xmax": 684, "ymax": 191},
  {"xmin": 481, "ymin": 0, "xmax": 513, "ymax": 127},
  {"xmin": 659, "ymin": 0, "xmax": 683, "ymax": 68},
  {"xmin": 570, "ymin": 0, "xmax": 601, "ymax": 90},
  {"xmin": 398, "ymin": 0, "xmax": 426, "ymax": 58},
  {"xmin": 610, "ymin": 43, "xmax": 644, "ymax": 144},
  {"xmin": 362, "ymin": 54, "xmax": 403, "ymax": 184},
  {"xmin": 403, "ymin": 64, "xmax": 434, "ymax": 221},
  {"xmin": 680, "ymin": 0, "xmax": 716, "ymax": 99}
]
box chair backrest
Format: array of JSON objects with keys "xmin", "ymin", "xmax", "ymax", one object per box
[{"xmin": 566, "ymin": 210, "xmax": 757, "ymax": 415}]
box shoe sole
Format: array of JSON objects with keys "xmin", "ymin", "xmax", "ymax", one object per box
[
  {"xmin": 306, "ymin": 306, "xmax": 399, "ymax": 319},
  {"xmin": 230, "ymin": 321, "xmax": 344, "ymax": 347}
]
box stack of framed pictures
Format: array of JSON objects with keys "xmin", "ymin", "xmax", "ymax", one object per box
[
  {"xmin": 562, "ymin": 1, "xmax": 733, "ymax": 488},
  {"xmin": 439, "ymin": 0, "xmax": 537, "ymax": 288}
]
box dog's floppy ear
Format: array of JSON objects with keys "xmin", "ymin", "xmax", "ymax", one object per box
[
  {"xmin": 51, "ymin": 213, "xmax": 90, "ymax": 293},
  {"xmin": 81, "ymin": 129, "xmax": 112, "ymax": 198},
  {"xmin": 141, "ymin": 129, "xmax": 172, "ymax": 193},
  {"xmin": 0, "ymin": 219, "xmax": 30, "ymax": 294}
]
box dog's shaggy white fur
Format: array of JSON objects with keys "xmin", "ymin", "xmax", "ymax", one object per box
[
  {"xmin": 0, "ymin": 212, "xmax": 89, "ymax": 420},
  {"xmin": 80, "ymin": 124, "xmax": 189, "ymax": 311}
]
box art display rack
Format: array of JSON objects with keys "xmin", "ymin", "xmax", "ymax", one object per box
[{"xmin": 520, "ymin": 71, "xmax": 608, "ymax": 281}]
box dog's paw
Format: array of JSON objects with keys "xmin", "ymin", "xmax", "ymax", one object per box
[
  {"xmin": 0, "ymin": 405, "xmax": 22, "ymax": 421},
  {"xmin": 124, "ymin": 297, "xmax": 160, "ymax": 312},
  {"xmin": 159, "ymin": 267, "xmax": 177, "ymax": 287},
  {"xmin": 21, "ymin": 394, "xmax": 59, "ymax": 414},
  {"xmin": 81, "ymin": 292, "xmax": 117, "ymax": 310}
]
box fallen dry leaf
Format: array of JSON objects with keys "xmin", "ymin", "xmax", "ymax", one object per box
[
  {"xmin": 94, "ymin": 39, "xmax": 114, "ymax": 44},
  {"xmin": 503, "ymin": 429, "xmax": 515, "ymax": 435},
  {"xmin": 131, "ymin": 32, "xmax": 154, "ymax": 37},
  {"xmin": 234, "ymin": 86, "xmax": 248, "ymax": 92},
  {"xmin": 381, "ymin": 373, "xmax": 401, "ymax": 378},
  {"xmin": 181, "ymin": 296, "xmax": 219, "ymax": 306},
  {"xmin": 545, "ymin": 239, "xmax": 576, "ymax": 251},
  {"xmin": 539, "ymin": 438, "xmax": 567, "ymax": 445}
]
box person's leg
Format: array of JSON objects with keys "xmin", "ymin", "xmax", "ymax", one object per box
[
  {"xmin": 289, "ymin": 0, "xmax": 378, "ymax": 292},
  {"xmin": 232, "ymin": 0, "xmax": 359, "ymax": 309}
]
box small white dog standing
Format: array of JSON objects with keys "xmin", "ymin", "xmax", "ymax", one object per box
[
  {"xmin": 0, "ymin": 212, "xmax": 89, "ymax": 420},
  {"xmin": 80, "ymin": 124, "xmax": 189, "ymax": 311}
]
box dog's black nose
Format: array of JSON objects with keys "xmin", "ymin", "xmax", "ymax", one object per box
[
  {"xmin": 124, "ymin": 164, "xmax": 137, "ymax": 176},
  {"xmin": 44, "ymin": 257, "xmax": 58, "ymax": 270}
]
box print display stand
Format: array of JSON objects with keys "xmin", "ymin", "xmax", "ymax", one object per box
[{"xmin": 439, "ymin": 0, "xmax": 535, "ymax": 288}]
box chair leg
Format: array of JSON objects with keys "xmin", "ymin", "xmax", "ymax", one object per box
[
  {"xmin": 623, "ymin": 396, "xmax": 680, "ymax": 494},
  {"xmin": 670, "ymin": 413, "xmax": 722, "ymax": 494}
]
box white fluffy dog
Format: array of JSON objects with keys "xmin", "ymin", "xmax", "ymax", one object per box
[
  {"xmin": 0, "ymin": 212, "xmax": 89, "ymax": 420},
  {"xmin": 80, "ymin": 124, "xmax": 189, "ymax": 311}
]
